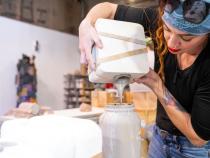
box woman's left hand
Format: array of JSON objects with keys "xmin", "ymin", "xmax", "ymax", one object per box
[{"xmin": 133, "ymin": 68, "xmax": 164, "ymax": 96}]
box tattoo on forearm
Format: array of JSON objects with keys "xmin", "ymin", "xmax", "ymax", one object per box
[{"xmin": 162, "ymin": 87, "xmax": 186, "ymax": 112}]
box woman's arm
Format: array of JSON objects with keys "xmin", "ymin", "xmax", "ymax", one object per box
[
  {"xmin": 84, "ymin": 2, "xmax": 117, "ymax": 25},
  {"xmin": 79, "ymin": 2, "xmax": 117, "ymax": 69},
  {"xmin": 160, "ymin": 86, "xmax": 207, "ymax": 146},
  {"xmin": 79, "ymin": 2, "xmax": 157, "ymax": 69},
  {"xmin": 134, "ymin": 69, "xmax": 207, "ymax": 146}
]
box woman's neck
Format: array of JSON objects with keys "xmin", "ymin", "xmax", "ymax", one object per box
[{"xmin": 176, "ymin": 39, "xmax": 208, "ymax": 70}]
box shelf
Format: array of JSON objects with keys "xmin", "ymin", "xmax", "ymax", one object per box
[
  {"xmin": 65, "ymin": 94, "xmax": 91, "ymax": 97},
  {"xmin": 68, "ymin": 101, "xmax": 91, "ymax": 103},
  {"xmin": 64, "ymin": 100, "xmax": 91, "ymax": 104},
  {"xmin": 64, "ymin": 87, "xmax": 94, "ymax": 91},
  {"xmin": 64, "ymin": 74, "xmax": 88, "ymax": 79},
  {"xmin": 64, "ymin": 74, "xmax": 94, "ymax": 108}
]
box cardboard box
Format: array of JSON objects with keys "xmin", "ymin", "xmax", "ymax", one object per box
[{"xmin": 133, "ymin": 92, "xmax": 157, "ymax": 124}]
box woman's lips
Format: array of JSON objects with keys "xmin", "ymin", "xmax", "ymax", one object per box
[{"xmin": 168, "ymin": 47, "xmax": 180, "ymax": 52}]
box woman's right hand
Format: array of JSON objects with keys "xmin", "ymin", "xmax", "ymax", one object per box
[
  {"xmin": 79, "ymin": 18, "xmax": 103, "ymax": 70},
  {"xmin": 78, "ymin": 2, "xmax": 117, "ymax": 70}
]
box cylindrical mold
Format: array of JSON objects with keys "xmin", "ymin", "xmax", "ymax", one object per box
[{"xmin": 99, "ymin": 104, "xmax": 141, "ymax": 158}]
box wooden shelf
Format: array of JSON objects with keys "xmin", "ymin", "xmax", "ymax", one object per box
[
  {"xmin": 64, "ymin": 87, "xmax": 94, "ymax": 91},
  {"xmin": 64, "ymin": 74, "xmax": 94, "ymax": 108}
]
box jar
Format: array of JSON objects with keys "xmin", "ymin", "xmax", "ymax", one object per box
[{"xmin": 99, "ymin": 104, "xmax": 141, "ymax": 158}]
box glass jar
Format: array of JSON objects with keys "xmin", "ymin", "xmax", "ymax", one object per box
[{"xmin": 99, "ymin": 104, "xmax": 141, "ymax": 158}]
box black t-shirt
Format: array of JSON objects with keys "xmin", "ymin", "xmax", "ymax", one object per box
[{"xmin": 114, "ymin": 5, "xmax": 210, "ymax": 140}]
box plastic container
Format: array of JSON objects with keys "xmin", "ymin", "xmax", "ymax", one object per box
[
  {"xmin": 99, "ymin": 104, "xmax": 141, "ymax": 158},
  {"xmin": 89, "ymin": 18, "xmax": 154, "ymax": 83}
]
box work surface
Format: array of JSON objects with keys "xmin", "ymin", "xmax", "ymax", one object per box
[
  {"xmin": 0, "ymin": 107, "xmax": 149, "ymax": 158},
  {"xmin": 53, "ymin": 107, "xmax": 104, "ymax": 118},
  {"xmin": 0, "ymin": 115, "xmax": 102, "ymax": 158},
  {"xmin": 0, "ymin": 107, "xmax": 104, "ymax": 124}
]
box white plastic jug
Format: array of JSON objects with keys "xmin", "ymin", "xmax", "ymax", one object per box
[{"xmin": 89, "ymin": 18, "xmax": 154, "ymax": 83}]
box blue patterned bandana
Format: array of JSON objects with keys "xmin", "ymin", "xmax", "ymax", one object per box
[{"xmin": 162, "ymin": 1, "xmax": 210, "ymax": 35}]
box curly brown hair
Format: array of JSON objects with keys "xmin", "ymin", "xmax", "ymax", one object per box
[
  {"xmin": 155, "ymin": 1, "xmax": 168, "ymax": 81},
  {"xmin": 154, "ymin": 0, "xmax": 210, "ymax": 81}
]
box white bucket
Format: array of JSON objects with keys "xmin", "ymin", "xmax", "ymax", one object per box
[{"xmin": 89, "ymin": 18, "xmax": 154, "ymax": 83}]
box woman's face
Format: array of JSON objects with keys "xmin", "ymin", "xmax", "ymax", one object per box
[{"xmin": 163, "ymin": 21, "xmax": 208, "ymax": 55}]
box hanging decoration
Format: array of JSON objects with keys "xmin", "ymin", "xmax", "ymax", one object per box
[{"xmin": 16, "ymin": 54, "xmax": 37, "ymax": 107}]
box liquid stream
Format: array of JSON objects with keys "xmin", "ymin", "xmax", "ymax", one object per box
[{"xmin": 114, "ymin": 76, "xmax": 130, "ymax": 104}]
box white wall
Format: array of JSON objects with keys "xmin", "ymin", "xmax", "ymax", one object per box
[{"xmin": 0, "ymin": 16, "xmax": 80, "ymax": 115}]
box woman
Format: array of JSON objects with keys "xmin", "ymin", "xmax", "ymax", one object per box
[{"xmin": 79, "ymin": 0, "xmax": 210, "ymax": 157}]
